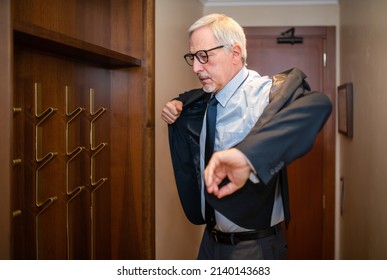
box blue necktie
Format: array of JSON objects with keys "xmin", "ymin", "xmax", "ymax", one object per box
[
  {"xmin": 205, "ymin": 96, "xmax": 218, "ymax": 165},
  {"xmin": 205, "ymin": 96, "xmax": 218, "ymax": 228}
]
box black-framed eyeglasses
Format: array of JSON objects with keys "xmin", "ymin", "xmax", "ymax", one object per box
[{"xmin": 183, "ymin": 45, "xmax": 224, "ymax": 66}]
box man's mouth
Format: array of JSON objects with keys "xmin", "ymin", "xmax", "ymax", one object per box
[{"xmin": 198, "ymin": 75, "xmax": 210, "ymax": 82}]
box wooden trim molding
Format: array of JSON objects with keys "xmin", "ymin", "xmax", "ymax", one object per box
[{"xmin": 0, "ymin": 0, "xmax": 12, "ymax": 260}]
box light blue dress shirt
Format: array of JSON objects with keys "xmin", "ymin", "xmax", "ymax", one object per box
[{"xmin": 200, "ymin": 66, "xmax": 284, "ymax": 232}]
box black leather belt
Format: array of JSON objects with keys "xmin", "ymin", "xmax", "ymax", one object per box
[{"xmin": 208, "ymin": 223, "xmax": 281, "ymax": 245}]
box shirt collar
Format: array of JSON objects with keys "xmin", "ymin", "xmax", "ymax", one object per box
[{"xmin": 215, "ymin": 66, "xmax": 249, "ymax": 108}]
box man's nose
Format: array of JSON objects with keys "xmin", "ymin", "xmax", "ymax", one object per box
[{"xmin": 192, "ymin": 57, "xmax": 203, "ymax": 73}]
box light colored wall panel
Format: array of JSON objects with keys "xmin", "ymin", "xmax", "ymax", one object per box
[
  {"xmin": 339, "ymin": 0, "xmax": 387, "ymax": 259},
  {"xmin": 155, "ymin": 0, "xmax": 203, "ymax": 260}
]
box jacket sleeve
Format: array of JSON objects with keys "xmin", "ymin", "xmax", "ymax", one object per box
[{"xmin": 236, "ymin": 90, "xmax": 332, "ymax": 185}]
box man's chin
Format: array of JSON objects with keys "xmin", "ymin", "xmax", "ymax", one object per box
[{"xmin": 202, "ymin": 85, "xmax": 216, "ymax": 93}]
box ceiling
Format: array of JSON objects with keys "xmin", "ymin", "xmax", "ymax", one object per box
[{"xmin": 199, "ymin": 0, "xmax": 339, "ymax": 6}]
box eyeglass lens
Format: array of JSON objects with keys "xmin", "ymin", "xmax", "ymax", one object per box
[
  {"xmin": 184, "ymin": 50, "xmax": 208, "ymax": 66},
  {"xmin": 184, "ymin": 45, "xmax": 224, "ymax": 66}
]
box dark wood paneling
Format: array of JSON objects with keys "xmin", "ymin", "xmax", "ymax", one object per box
[
  {"xmin": 14, "ymin": 21, "xmax": 141, "ymax": 68},
  {"xmin": 13, "ymin": 0, "xmax": 110, "ymax": 49},
  {"xmin": 6, "ymin": 0, "xmax": 155, "ymax": 260},
  {"xmin": 141, "ymin": 0, "xmax": 155, "ymax": 260},
  {"xmin": 110, "ymin": 68, "xmax": 144, "ymax": 259},
  {"xmin": 109, "ymin": 0, "xmax": 155, "ymax": 260},
  {"xmin": 0, "ymin": 0, "xmax": 12, "ymax": 260},
  {"xmin": 13, "ymin": 47, "xmax": 112, "ymax": 259}
]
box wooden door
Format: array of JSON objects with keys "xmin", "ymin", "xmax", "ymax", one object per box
[{"xmin": 245, "ymin": 27, "xmax": 336, "ymax": 259}]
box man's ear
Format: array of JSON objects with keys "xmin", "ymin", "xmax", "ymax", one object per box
[{"xmin": 232, "ymin": 45, "xmax": 242, "ymax": 64}]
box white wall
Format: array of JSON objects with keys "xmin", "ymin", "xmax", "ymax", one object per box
[
  {"xmin": 155, "ymin": 0, "xmax": 340, "ymax": 259},
  {"xmin": 155, "ymin": 0, "xmax": 203, "ymax": 260},
  {"xmin": 204, "ymin": 4, "xmax": 338, "ymax": 27}
]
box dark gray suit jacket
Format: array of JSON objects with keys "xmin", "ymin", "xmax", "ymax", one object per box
[{"xmin": 168, "ymin": 68, "xmax": 332, "ymax": 229}]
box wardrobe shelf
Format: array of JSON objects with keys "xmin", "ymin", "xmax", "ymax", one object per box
[{"xmin": 13, "ymin": 20, "xmax": 142, "ymax": 69}]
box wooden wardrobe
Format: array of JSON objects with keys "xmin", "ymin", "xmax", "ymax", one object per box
[{"xmin": 0, "ymin": 0, "xmax": 155, "ymax": 260}]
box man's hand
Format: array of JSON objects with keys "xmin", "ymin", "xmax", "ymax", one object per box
[
  {"xmin": 204, "ymin": 148, "xmax": 252, "ymax": 199},
  {"xmin": 161, "ymin": 100, "xmax": 183, "ymax": 124}
]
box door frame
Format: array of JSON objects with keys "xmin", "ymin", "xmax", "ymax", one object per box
[{"xmin": 0, "ymin": 0, "xmax": 12, "ymax": 260}]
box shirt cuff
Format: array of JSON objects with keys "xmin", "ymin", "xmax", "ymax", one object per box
[
  {"xmin": 243, "ymin": 154, "xmax": 260, "ymax": 184},
  {"xmin": 249, "ymin": 172, "xmax": 260, "ymax": 184}
]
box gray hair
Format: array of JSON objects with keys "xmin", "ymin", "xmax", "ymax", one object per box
[{"xmin": 188, "ymin": 14, "xmax": 247, "ymax": 65}]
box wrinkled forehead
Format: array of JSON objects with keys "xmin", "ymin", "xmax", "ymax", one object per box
[{"xmin": 189, "ymin": 26, "xmax": 218, "ymax": 52}]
